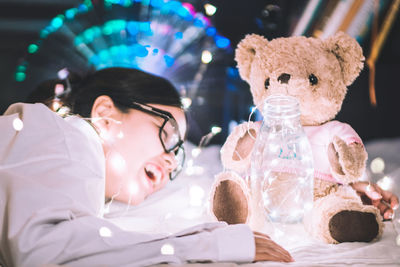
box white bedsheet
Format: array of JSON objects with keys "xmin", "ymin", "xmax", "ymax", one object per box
[{"xmin": 106, "ymin": 139, "xmax": 400, "ymax": 266}]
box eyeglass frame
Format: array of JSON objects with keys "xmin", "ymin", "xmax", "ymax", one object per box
[{"xmin": 128, "ymin": 101, "xmax": 185, "ymax": 180}]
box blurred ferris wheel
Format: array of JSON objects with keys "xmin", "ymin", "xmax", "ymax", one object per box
[{"xmin": 14, "ymin": 0, "xmax": 230, "ymax": 103}]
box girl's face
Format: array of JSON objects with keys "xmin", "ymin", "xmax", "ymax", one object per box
[{"xmin": 92, "ymin": 96, "xmax": 186, "ymax": 205}]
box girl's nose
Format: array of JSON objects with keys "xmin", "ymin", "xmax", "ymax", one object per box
[{"xmin": 162, "ymin": 152, "xmax": 178, "ymax": 173}]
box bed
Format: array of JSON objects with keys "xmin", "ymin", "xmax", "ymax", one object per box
[{"xmin": 105, "ymin": 138, "xmax": 400, "ymax": 266}]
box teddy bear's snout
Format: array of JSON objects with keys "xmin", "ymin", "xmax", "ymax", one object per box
[{"xmin": 278, "ymin": 73, "xmax": 291, "ymax": 84}]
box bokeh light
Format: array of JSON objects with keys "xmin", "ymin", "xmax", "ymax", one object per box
[{"xmin": 12, "ymin": 118, "xmax": 24, "ymax": 131}]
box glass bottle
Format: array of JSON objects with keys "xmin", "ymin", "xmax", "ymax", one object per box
[{"xmin": 250, "ymin": 95, "xmax": 314, "ymax": 225}]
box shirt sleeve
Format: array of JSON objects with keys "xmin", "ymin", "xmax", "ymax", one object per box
[{"xmin": 2, "ymin": 173, "xmax": 254, "ymax": 266}]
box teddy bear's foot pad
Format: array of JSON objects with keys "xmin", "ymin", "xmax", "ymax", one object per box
[
  {"xmin": 212, "ymin": 180, "xmax": 248, "ymax": 224},
  {"xmin": 329, "ymin": 210, "xmax": 379, "ymax": 242}
]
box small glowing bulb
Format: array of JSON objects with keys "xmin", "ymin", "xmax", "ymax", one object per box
[
  {"xmin": 109, "ymin": 153, "xmax": 126, "ymax": 173},
  {"xmin": 211, "ymin": 126, "xmax": 222, "ymax": 135},
  {"xmin": 57, "ymin": 68, "xmax": 69, "ymax": 79},
  {"xmin": 270, "ymin": 210, "xmax": 278, "ymax": 219},
  {"xmin": 161, "ymin": 243, "xmax": 175, "ymax": 255},
  {"xmin": 204, "ymin": 3, "xmax": 217, "ymax": 16},
  {"xmin": 128, "ymin": 182, "xmax": 139, "ymax": 195},
  {"xmin": 201, "ymin": 50, "xmax": 212, "ymax": 64},
  {"xmin": 189, "ymin": 185, "xmax": 205, "ymax": 206},
  {"xmin": 54, "ymin": 84, "xmax": 64, "ymax": 95},
  {"xmin": 191, "ymin": 148, "xmax": 202, "ymax": 158},
  {"xmin": 52, "ymin": 100, "xmax": 61, "ymax": 111},
  {"xmin": 56, "ymin": 106, "xmax": 70, "ymax": 116},
  {"xmin": 377, "ymin": 176, "xmax": 393, "ymax": 191},
  {"xmin": 370, "ymin": 157, "xmax": 385, "ymax": 173},
  {"xmin": 13, "ymin": 118, "xmax": 23, "ymax": 131},
  {"xmin": 117, "ymin": 131, "xmax": 124, "ymax": 139},
  {"xmin": 99, "ymin": 226, "xmax": 113, "ymax": 237},
  {"xmin": 181, "ymin": 97, "xmax": 192, "ymax": 109}
]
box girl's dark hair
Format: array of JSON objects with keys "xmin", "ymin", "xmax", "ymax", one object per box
[
  {"xmin": 27, "ymin": 67, "xmax": 182, "ymax": 118},
  {"xmin": 70, "ymin": 67, "xmax": 182, "ymax": 117}
]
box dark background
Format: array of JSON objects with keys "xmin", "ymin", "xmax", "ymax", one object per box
[{"xmin": 1, "ymin": 0, "xmax": 399, "ymax": 144}]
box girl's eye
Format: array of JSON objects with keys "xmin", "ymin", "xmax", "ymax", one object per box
[
  {"xmin": 309, "ymin": 74, "xmax": 318, "ymax": 85},
  {"xmin": 264, "ymin": 78, "xmax": 270, "ymax": 90}
]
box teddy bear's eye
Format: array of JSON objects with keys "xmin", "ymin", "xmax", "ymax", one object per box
[
  {"xmin": 309, "ymin": 74, "xmax": 318, "ymax": 85},
  {"xmin": 264, "ymin": 78, "xmax": 270, "ymax": 90}
]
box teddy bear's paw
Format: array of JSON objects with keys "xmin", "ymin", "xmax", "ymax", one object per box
[
  {"xmin": 209, "ymin": 171, "xmax": 251, "ymax": 224},
  {"xmin": 329, "ymin": 210, "xmax": 379, "ymax": 242},
  {"xmin": 220, "ymin": 121, "xmax": 261, "ymax": 174},
  {"xmin": 329, "ymin": 136, "xmax": 367, "ymax": 183}
]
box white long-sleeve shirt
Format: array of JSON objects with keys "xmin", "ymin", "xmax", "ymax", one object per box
[{"xmin": 0, "ymin": 103, "xmax": 255, "ymax": 267}]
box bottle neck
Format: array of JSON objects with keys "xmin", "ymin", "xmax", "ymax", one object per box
[{"xmin": 262, "ymin": 95, "xmax": 301, "ymax": 124}]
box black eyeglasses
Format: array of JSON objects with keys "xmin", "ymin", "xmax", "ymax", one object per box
[{"xmin": 129, "ymin": 102, "xmax": 185, "ymax": 180}]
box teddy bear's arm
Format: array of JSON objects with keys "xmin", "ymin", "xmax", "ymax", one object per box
[
  {"xmin": 328, "ymin": 136, "xmax": 367, "ymax": 184},
  {"xmin": 220, "ymin": 121, "xmax": 261, "ymax": 174}
]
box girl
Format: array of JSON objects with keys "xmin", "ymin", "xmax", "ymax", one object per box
[{"xmin": 0, "ymin": 67, "xmax": 293, "ymax": 266}]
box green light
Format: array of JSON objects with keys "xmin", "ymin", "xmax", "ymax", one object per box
[
  {"xmin": 110, "ymin": 46, "xmax": 119, "ymax": 56},
  {"xmin": 123, "ymin": 0, "xmax": 132, "ymax": 7},
  {"xmin": 40, "ymin": 29, "xmax": 49, "ymax": 38},
  {"xmin": 83, "ymin": 28, "xmax": 94, "ymax": 42},
  {"xmin": 17, "ymin": 65, "xmax": 27, "ymax": 72},
  {"xmin": 15, "ymin": 72, "xmax": 26, "ymax": 82},
  {"xmin": 51, "ymin": 17, "xmax": 63, "ymax": 29},
  {"xmin": 83, "ymin": 0, "xmax": 93, "ymax": 8},
  {"xmin": 74, "ymin": 36, "xmax": 84, "ymax": 46},
  {"xmin": 65, "ymin": 8, "xmax": 77, "ymax": 19},
  {"xmin": 99, "ymin": 50, "xmax": 109, "ymax": 61},
  {"xmin": 28, "ymin": 44, "xmax": 39, "ymax": 54},
  {"xmin": 111, "ymin": 20, "xmax": 126, "ymax": 32},
  {"xmin": 102, "ymin": 25, "xmax": 113, "ymax": 35}
]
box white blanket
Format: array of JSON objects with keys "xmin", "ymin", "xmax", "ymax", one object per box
[{"xmin": 106, "ymin": 139, "xmax": 400, "ymax": 266}]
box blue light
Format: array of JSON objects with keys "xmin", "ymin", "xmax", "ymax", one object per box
[
  {"xmin": 151, "ymin": 0, "xmax": 164, "ymax": 8},
  {"xmin": 177, "ymin": 6, "xmax": 190, "ymax": 19},
  {"xmin": 152, "ymin": 48, "xmax": 159, "ymax": 55},
  {"xmin": 139, "ymin": 22, "xmax": 152, "ymax": 35},
  {"xmin": 215, "ymin": 36, "xmax": 230, "ymax": 48},
  {"xmin": 175, "ymin": 32, "xmax": 183, "ymax": 39},
  {"xmin": 206, "ymin": 27, "xmax": 216, "ymax": 36},
  {"xmin": 127, "ymin": 21, "xmax": 139, "ymax": 35},
  {"xmin": 227, "ymin": 67, "xmax": 239, "ymax": 77},
  {"xmin": 193, "ymin": 18, "xmax": 205, "ymax": 28},
  {"xmin": 51, "ymin": 17, "xmax": 63, "ymax": 29},
  {"xmin": 99, "ymin": 50, "xmax": 110, "ymax": 61},
  {"xmin": 89, "ymin": 55, "xmax": 100, "ymax": 65},
  {"xmin": 78, "ymin": 4, "xmax": 88, "ymax": 12},
  {"xmin": 65, "ymin": 8, "xmax": 77, "ymax": 20},
  {"xmin": 131, "ymin": 44, "xmax": 149, "ymax": 57},
  {"xmin": 164, "ymin": 55, "xmax": 175, "ymax": 67}
]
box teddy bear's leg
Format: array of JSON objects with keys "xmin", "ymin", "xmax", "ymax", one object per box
[
  {"xmin": 304, "ymin": 185, "xmax": 384, "ymax": 244},
  {"xmin": 209, "ymin": 171, "xmax": 251, "ymax": 224}
]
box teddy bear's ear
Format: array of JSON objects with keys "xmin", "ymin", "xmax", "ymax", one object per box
[
  {"xmin": 325, "ymin": 31, "xmax": 365, "ymax": 86},
  {"xmin": 235, "ymin": 34, "xmax": 269, "ymax": 82}
]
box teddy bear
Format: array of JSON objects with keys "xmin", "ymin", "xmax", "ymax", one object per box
[{"xmin": 209, "ymin": 32, "xmax": 384, "ymax": 244}]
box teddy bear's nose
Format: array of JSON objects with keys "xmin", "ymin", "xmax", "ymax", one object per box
[{"xmin": 278, "ymin": 73, "xmax": 291, "ymax": 84}]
